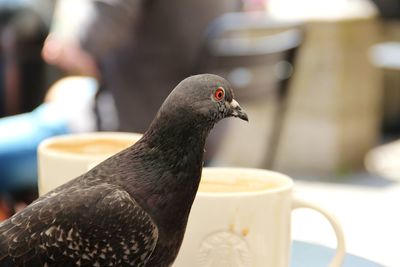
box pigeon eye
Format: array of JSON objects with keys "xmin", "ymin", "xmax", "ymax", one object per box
[{"xmin": 214, "ymin": 87, "xmax": 225, "ymax": 101}]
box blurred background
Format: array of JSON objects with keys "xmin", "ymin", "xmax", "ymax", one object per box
[{"xmin": 0, "ymin": 0, "xmax": 399, "ymax": 265}]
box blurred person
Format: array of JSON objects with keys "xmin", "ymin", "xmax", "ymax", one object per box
[{"xmin": 50, "ymin": 0, "xmax": 243, "ymax": 132}]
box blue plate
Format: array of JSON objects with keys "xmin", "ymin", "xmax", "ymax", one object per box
[{"xmin": 291, "ymin": 241, "xmax": 384, "ymax": 267}]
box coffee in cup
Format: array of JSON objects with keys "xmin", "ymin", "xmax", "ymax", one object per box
[
  {"xmin": 44, "ymin": 138, "xmax": 134, "ymax": 156},
  {"xmin": 198, "ymin": 176, "xmax": 280, "ymax": 193}
]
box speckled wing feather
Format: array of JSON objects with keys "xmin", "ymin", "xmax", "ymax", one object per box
[{"xmin": 0, "ymin": 183, "xmax": 158, "ymax": 267}]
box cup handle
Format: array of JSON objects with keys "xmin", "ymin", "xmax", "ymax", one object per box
[{"xmin": 292, "ymin": 197, "xmax": 346, "ymax": 267}]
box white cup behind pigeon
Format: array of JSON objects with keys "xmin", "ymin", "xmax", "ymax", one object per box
[
  {"xmin": 174, "ymin": 167, "xmax": 346, "ymax": 267},
  {"xmin": 38, "ymin": 132, "xmax": 142, "ymax": 195}
]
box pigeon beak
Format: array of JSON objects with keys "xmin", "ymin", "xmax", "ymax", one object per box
[{"xmin": 229, "ymin": 99, "xmax": 249, "ymax": 122}]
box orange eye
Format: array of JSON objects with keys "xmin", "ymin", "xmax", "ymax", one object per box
[{"xmin": 214, "ymin": 87, "xmax": 225, "ymax": 101}]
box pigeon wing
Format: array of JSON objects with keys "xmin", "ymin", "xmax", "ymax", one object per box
[{"xmin": 0, "ymin": 183, "xmax": 158, "ymax": 267}]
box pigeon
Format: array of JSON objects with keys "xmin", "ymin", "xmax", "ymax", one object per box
[{"xmin": 0, "ymin": 74, "xmax": 248, "ymax": 267}]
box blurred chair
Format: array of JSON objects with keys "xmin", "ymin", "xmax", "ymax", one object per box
[
  {"xmin": 369, "ymin": 42, "xmax": 400, "ymax": 135},
  {"xmin": 199, "ymin": 12, "xmax": 303, "ymax": 168},
  {"xmin": 371, "ymin": 0, "xmax": 400, "ymax": 19}
]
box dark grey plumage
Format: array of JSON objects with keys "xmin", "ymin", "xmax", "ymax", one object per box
[{"xmin": 0, "ymin": 74, "xmax": 248, "ymax": 267}]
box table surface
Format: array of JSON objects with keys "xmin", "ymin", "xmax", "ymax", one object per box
[
  {"xmin": 291, "ymin": 173, "xmax": 398, "ymax": 267},
  {"xmin": 291, "ymin": 240, "xmax": 384, "ymax": 267}
]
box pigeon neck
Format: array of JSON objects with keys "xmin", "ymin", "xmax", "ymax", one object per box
[
  {"xmin": 143, "ymin": 111, "xmax": 214, "ymax": 158},
  {"xmin": 140, "ymin": 113, "xmax": 211, "ymax": 175}
]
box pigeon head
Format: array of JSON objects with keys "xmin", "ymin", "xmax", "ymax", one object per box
[{"xmin": 156, "ymin": 74, "xmax": 248, "ymax": 128}]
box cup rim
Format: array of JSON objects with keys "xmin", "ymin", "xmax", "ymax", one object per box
[
  {"xmin": 38, "ymin": 131, "xmax": 143, "ymax": 160},
  {"xmin": 198, "ymin": 167, "xmax": 293, "ymax": 197}
]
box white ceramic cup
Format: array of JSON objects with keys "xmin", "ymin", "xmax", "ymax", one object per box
[
  {"xmin": 174, "ymin": 167, "xmax": 345, "ymax": 267},
  {"xmin": 37, "ymin": 132, "xmax": 142, "ymax": 195}
]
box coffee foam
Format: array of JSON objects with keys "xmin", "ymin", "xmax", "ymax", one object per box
[{"xmin": 46, "ymin": 138, "xmax": 133, "ymax": 155}]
